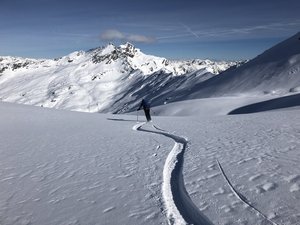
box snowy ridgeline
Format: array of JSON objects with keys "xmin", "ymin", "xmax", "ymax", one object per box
[
  {"xmin": 181, "ymin": 32, "xmax": 300, "ymax": 100},
  {"xmin": 1, "ymin": 32, "xmax": 300, "ymax": 116},
  {"xmin": 0, "ymin": 42, "xmax": 239, "ymax": 114},
  {"xmin": 0, "ymin": 99, "xmax": 300, "ymax": 225}
]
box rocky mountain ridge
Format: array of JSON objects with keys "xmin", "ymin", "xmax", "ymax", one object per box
[{"xmin": 0, "ymin": 43, "xmax": 240, "ymax": 113}]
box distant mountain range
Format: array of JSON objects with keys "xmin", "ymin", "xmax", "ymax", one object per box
[
  {"xmin": 0, "ymin": 43, "xmax": 240, "ymax": 113},
  {"xmin": 0, "ymin": 32, "xmax": 299, "ymax": 113}
]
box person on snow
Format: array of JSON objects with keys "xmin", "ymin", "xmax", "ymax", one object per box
[{"xmin": 137, "ymin": 99, "xmax": 152, "ymax": 122}]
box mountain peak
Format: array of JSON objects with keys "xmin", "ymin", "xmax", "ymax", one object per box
[
  {"xmin": 90, "ymin": 42, "xmax": 139, "ymax": 64},
  {"xmin": 119, "ymin": 42, "xmax": 137, "ymax": 58},
  {"xmin": 119, "ymin": 42, "xmax": 134, "ymax": 49}
]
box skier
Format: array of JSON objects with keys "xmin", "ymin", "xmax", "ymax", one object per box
[{"xmin": 137, "ymin": 99, "xmax": 152, "ymax": 122}]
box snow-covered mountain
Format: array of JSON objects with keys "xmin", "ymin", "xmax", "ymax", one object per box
[
  {"xmin": 177, "ymin": 32, "xmax": 300, "ymax": 100},
  {"xmin": 2, "ymin": 32, "xmax": 298, "ymax": 114},
  {"xmin": 0, "ymin": 43, "xmax": 238, "ymax": 113}
]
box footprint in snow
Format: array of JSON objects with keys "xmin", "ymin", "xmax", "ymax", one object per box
[
  {"xmin": 248, "ymin": 174, "xmax": 264, "ymax": 182},
  {"xmin": 290, "ymin": 183, "xmax": 300, "ymax": 192},
  {"xmin": 283, "ymin": 174, "xmax": 300, "ymax": 192},
  {"xmin": 237, "ymin": 157, "xmax": 256, "ymax": 165},
  {"xmin": 255, "ymin": 182, "xmax": 277, "ymax": 194},
  {"xmin": 221, "ymin": 205, "xmax": 234, "ymax": 213},
  {"xmin": 102, "ymin": 206, "xmax": 115, "ymax": 213},
  {"xmin": 284, "ymin": 174, "xmax": 300, "ymax": 183},
  {"xmin": 213, "ymin": 187, "xmax": 226, "ymax": 196}
]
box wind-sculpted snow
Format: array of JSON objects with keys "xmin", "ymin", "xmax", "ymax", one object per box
[
  {"xmin": 217, "ymin": 160, "xmax": 280, "ymax": 225},
  {"xmin": 134, "ymin": 122, "xmax": 213, "ymax": 225},
  {"xmin": 1, "ymin": 97, "xmax": 300, "ymax": 224}
]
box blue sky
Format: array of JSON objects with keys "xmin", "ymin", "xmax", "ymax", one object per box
[{"xmin": 0, "ymin": 0, "xmax": 299, "ymax": 60}]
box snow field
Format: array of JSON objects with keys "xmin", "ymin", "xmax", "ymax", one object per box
[
  {"xmin": 155, "ymin": 111, "xmax": 300, "ymax": 225},
  {"xmin": 0, "ymin": 103, "xmax": 173, "ymax": 225},
  {"xmin": 1, "ymin": 96, "xmax": 300, "ymax": 224}
]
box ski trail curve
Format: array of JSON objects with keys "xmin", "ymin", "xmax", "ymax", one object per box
[
  {"xmin": 133, "ymin": 122, "xmax": 214, "ymax": 225},
  {"xmin": 216, "ymin": 160, "xmax": 280, "ymax": 225}
]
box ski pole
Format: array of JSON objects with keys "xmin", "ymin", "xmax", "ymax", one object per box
[{"xmin": 137, "ymin": 110, "xmax": 139, "ymax": 122}]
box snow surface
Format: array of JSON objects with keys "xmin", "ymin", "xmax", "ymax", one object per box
[
  {"xmin": 1, "ymin": 97, "xmax": 300, "ymax": 225},
  {"xmin": 149, "ymin": 92, "xmax": 300, "ymax": 117}
]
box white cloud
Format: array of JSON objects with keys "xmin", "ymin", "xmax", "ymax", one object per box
[
  {"xmin": 127, "ymin": 34, "xmax": 155, "ymax": 43},
  {"xmin": 100, "ymin": 29, "xmax": 155, "ymax": 43},
  {"xmin": 100, "ymin": 29, "xmax": 125, "ymax": 40}
]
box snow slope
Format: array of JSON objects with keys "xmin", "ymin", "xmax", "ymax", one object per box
[
  {"xmin": 0, "ymin": 102, "xmax": 172, "ymax": 225},
  {"xmin": 173, "ymin": 32, "xmax": 300, "ymax": 101},
  {"xmin": 1, "ymin": 99, "xmax": 300, "ymax": 225},
  {"xmin": 229, "ymin": 93, "xmax": 300, "ymax": 115},
  {"xmin": 0, "ymin": 43, "xmax": 238, "ymax": 114},
  {"xmin": 149, "ymin": 92, "xmax": 300, "ymax": 117}
]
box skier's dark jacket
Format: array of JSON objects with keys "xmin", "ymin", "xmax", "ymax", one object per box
[{"xmin": 138, "ymin": 99, "xmax": 150, "ymax": 110}]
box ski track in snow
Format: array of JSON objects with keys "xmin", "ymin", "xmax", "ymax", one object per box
[
  {"xmin": 133, "ymin": 122, "xmax": 213, "ymax": 225},
  {"xmin": 216, "ymin": 160, "xmax": 280, "ymax": 225}
]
